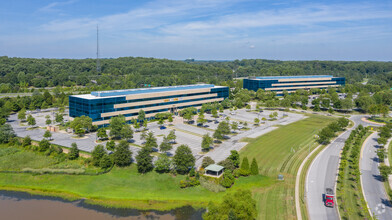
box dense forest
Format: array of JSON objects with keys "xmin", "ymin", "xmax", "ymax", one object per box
[{"xmin": 1, "ymin": 56, "xmax": 392, "ymax": 93}]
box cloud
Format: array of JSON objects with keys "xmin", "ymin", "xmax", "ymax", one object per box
[{"xmin": 38, "ymin": 0, "xmax": 77, "ymax": 13}]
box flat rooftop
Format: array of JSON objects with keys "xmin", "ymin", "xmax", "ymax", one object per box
[
  {"xmin": 71, "ymin": 84, "xmax": 226, "ymax": 99},
  {"xmin": 254, "ymin": 75, "xmax": 333, "ymax": 80}
]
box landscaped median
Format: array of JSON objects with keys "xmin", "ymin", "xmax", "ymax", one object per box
[{"xmin": 336, "ymin": 125, "xmax": 372, "ymax": 219}]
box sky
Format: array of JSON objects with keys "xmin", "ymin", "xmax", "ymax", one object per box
[{"xmin": 0, "ymin": 0, "xmax": 391, "ymax": 61}]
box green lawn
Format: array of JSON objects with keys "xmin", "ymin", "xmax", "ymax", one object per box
[
  {"xmin": 368, "ymin": 116, "xmax": 391, "ymax": 124},
  {"xmin": 0, "ymin": 165, "xmax": 273, "ymax": 210},
  {"xmin": 240, "ymin": 115, "xmax": 336, "ymax": 220},
  {"xmin": 0, "ymin": 146, "xmax": 57, "ymax": 170}
]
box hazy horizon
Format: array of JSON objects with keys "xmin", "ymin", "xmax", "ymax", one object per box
[{"xmin": 1, "ymin": 0, "xmax": 391, "ymax": 61}]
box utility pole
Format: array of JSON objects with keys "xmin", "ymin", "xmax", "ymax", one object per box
[{"xmin": 96, "ymin": 25, "xmax": 101, "ymax": 73}]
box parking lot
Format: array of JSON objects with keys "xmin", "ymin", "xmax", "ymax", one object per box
[{"xmin": 8, "ymin": 108, "xmax": 305, "ymax": 166}]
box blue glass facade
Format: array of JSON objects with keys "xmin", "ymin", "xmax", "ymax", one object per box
[
  {"xmin": 69, "ymin": 84, "xmax": 229, "ymax": 126},
  {"xmin": 243, "ymin": 75, "xmax": 345, "ymax": 95}
]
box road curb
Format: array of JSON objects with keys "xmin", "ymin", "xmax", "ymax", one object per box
[
  {"xmin": 295, "ymin": 143, "xmax": 322, "ymax": 220},
  {"xmin": 359, "ymin": 131, "xmax": 376, "ymax": 219}
]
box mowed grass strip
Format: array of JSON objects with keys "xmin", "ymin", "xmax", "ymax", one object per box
[
  {"xmin": 240, "ymin": 115, "xmax": 336, "ymax": 220},
  {"xmin": 240, "ymin": 115, "xmax": 335, "ymax": 176},
  {"xmin": 0, "ymin": 164, "xmax": 273, "ymax": 210}
]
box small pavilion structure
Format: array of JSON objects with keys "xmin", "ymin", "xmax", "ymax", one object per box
[{"xmin": 204, "ymin": 164, "xmax": 224, "ymax": 177}]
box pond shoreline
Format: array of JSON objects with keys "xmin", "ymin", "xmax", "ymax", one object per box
[
  {"xmin": 0, "ymin": 186, "xmax": 207, "ymax": 211},
  {"xmin": 0, "ymin": 189, "xmax": 205, "ymax": 219}
]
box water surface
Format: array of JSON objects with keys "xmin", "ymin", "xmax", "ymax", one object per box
[{"xmin": 0, "ymin": 190, "xmax": 204, "ymax": 220}]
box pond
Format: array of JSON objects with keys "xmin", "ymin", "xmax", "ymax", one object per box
[{"xmin": 0, "ymin": 190, "xmax": 204, "ymax": 220}]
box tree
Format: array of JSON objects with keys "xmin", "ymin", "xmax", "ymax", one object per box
[
  {"xmin": 250, "ymin": 158, "xmax": 259, "ymax": 175},
  {"xmin": 218, "ymin": 158, "xmax": 236, "ymax": 171},
  {"xmin": 221, "ymin": 171, "xmax": 235, "ymax": 188},
  {"xmin": 378, "ymin": 137, "xmax": 388, "ymax": 146},
  {"xmin": 168, "ymin": 114, "xmax": 173, "ymax": 123},
  {"xmin": 39, "ymin": 139, "xmax": 50, "ymax": 152},
  {"xmin": 145, "ymin": 131, "xmax": 157, "ymax": 152},
  {"xmin": 18, "ymin": 108, "xmax": 26, "ymax": 121},
  {"xmin": 201, "ymin": 133, "xmax": 213, "ymax": 152},
  {"xmin": 254, "ymin": 117, "xmax": 260, "ymax": 125},
  {"xmin": 201, "ymin": 156, "xmax": 215, "ymax": 168},
  {"xmin": 341, "ymin": 98, "xmax": 353, "ymax": 110},
  {"xmin": 138, "ymin": 109, "xmax": 146, "ymax": 122},
  {"xmin": 136, "ymin": 146, "xmax": 154, "ymax": 173},
  {"xmin": 109, "ymin": 115, "xmax": 126, "ymax": 139},
  {"xmin": 159, "ymin": 136, "xmax": 172, "ymax": 153},
  {"xmin": 55, "ymin": 113, "xmax": 64, "ymax": 123},
  {"xmin": 22, "ymin": 135, "xmax": 32, "ymax": 147},
  {"xmin": 27, "ymin": 114, "xmax": 36, "ymax": 127},
  {"xmin": 97, "ymin": 128, "xmax": 108, "ymax": 140},
  {"xmin": 0, "ymin": 124, "xmax": 15, "ymax": 144},
  {"xmin": 197, "ymin": 111, "xmax": 207, "ymax": 125},
  {"xmin": 99, "ymin": 154, "xmax": 113, "ymax": 169},
  {"xmin": 228, "ymin": 150, "xmax": 240, "ymax": 168},
  {"xmin": 121, "ymin": 124, "xmax": 133, "ymax": 140},
  {"xmin": 240, "ymin": 156, "xmax": 250, "ymax": 176},
  {"xmin": 313, "ymin": 104, "xmax": 320, "ymax": 111},
  {"xmin": 113, "ymin": 140, "xmax": 132, "ymax": 167},
  {"xmin": 68, "ymin": 142, "xmax": 79, "ymax": 160},
  {"xmin": 212, "ymin": 108, "xmax": 218, "ymax": 118},
  {"xmin": 167, "ymin": 130, "xmax": 176, "ymax": 143},
  {"xmin": 154, "ymin": 154, "xmax": 172, "ymax": 173},
  {"xmin": 45, "ymin": 118, "xmax": 51, "ymax": 125},
  {"xmin": 203, "ymin": 190, "xmax": 257, "ymax": 220},
  {"xmin": 74, "ymin": 124, "xmax": 85, "ymax": 137},
  {"xmin": 70, "ymin": 115, "xmax": 93, "ymax": 132},
  {"xmin": 106, "ymin": 140, "xmax": 116, "ymax": 151},
  {"xmin": 43, "ymin": 130, "xmax": 52, "ymax": 140},
  {"xmin": 143, "ymin": 120, "xmax": 148, "ymax": 129},
  {"xmin": 217, "ymin": 121, "xmax": 230, "ymax": 135},
  {"xmin": 173, "ymin": 145, "xmax": 195, "ymax": 174},
  {"xmin": 92, "ymin": 145, "xmax": 107, "ymax": 166},
  {"xmin": 140, "ymin": 131, "xmax": 147, "ymax": 141},
  {"xmin": 231, "ymin": 121, "xmax": 238, "ymax": 131}
]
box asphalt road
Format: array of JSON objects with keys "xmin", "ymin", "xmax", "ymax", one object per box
[
  {"xmin": 361, "ymin": 133, "xmax": 392, "ymax": 220},
  {"xmin": 306, "ymin": 115, "xmax": 381, "ymax": 220}
]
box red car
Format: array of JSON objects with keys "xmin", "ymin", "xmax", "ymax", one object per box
[{"xmin": 325, "ymin": 188, "xmax": 335, "ymax": 207}]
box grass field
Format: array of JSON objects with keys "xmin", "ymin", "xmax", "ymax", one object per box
[
  {"xmin": 0, "ymin": 146, "xmax": 57, "ymax": 170},
  {"xmin": 0, "ymin": 165, "xmax": 273, "ymax": 210},
  {"xmin": 240, "ymin": 115, "xmax": 336, "ymax": 220}
]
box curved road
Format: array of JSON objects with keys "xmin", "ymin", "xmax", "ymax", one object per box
[
  {"xmin": 306, "ymin": 115, "xmax": 381, "ymax": 220},
  {"xmin": 361, "ymin": 133, "xmax": 392, "ymax": 220}
]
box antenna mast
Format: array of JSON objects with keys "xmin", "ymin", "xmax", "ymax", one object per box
[{"xmin": 96, "ymin": 25, "xmax": 101, "ymax": 73}]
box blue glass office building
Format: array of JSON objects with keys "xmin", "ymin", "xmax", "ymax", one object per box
[
  {"xmin": 69, "ymin": 84, "xmax": 229, "ymax": 126},
  {"xmin": 243, "ymin": 75, "xmax": 345, "ymax": 95}
]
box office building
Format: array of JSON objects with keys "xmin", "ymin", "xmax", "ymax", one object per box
[
  {"xmin": 243, "ymin": 75, "xmax": 345, "ymax": 95},
  {"xmin": 69, "ymin": 84, "xmax": 229, "ymax": 126}
]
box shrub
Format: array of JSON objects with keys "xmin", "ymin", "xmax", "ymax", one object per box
[
  {"xmin": 250, "ymin": 158, "xmax": 259, "ymax": 175},
  {"xmin": 218, "ymin": 159, "xmax": 236, "ymax": 172},
  {"xmin": 39, "ymin": 139, "xmax": 50, "ymax": 152},
  {"xmin": 99, "ymin": 154, "xmax": 113, "ymax": 169},
  {"xmin": 92, "ymin": 145, "xmax": 106, "ymax": 166},
  {"xmin": 114, "ymin": 140, "xmax": 132, "ymax": 167},
  {"xmin": 240, "ymin": 157, "xmax": 250, "ymax": 176},
  {"xmin": 68, "ymin": 143, "xmax": 79, "ymax": 160},
  {"xmin": 201, "ymin": 156, "xmax": 215, "ymax": 168},
  {"xmin": 221, "ymin": 171, "xmax": 235, "ymax": 188},
  {"xmin": 22, "ymin": 136, "xmax": 32, "ymax": 147},
  {"xmin": 200, "ymin": 177, "xmax": 226, "ymax": 192}
]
